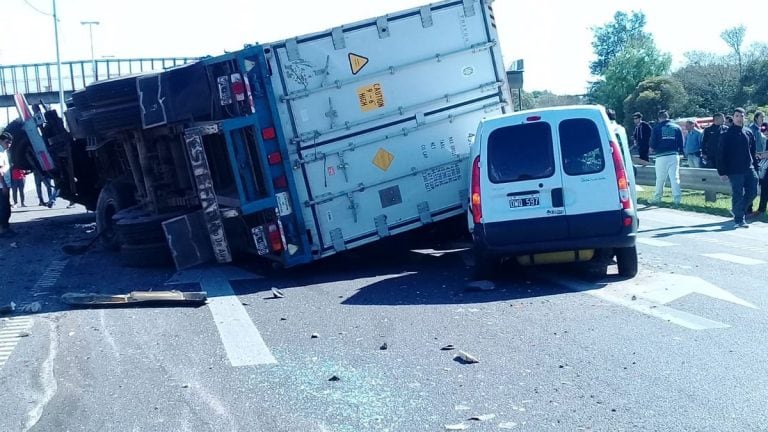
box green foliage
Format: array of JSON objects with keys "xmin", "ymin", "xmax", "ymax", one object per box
[
  {"xmin": 672, "ymin": 59, "xmax": 738, "ymax": 116},
  {"xmin": 624, "ymin": 77, "xmax": 688, "ymax": 126},
  {"xmin": 590, "ymin": 37, "xmax": 672, "ymax": 122},
  {"xmin": 590, "ymin": 11, "xmax": 648, "ymax": 76}
]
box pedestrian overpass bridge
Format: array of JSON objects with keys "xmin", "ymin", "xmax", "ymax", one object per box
[{"xmin": 1, "ymin": 57, "xmax": 197, "ymax": 123}]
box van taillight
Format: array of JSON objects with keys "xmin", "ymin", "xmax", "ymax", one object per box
[
  {"xmin": 471, "ymin": 155, "xmax": 482, "ymax": 224},
  {"xmin": 609, "ymin": 140, "xmax": 632, "ymax": 210},
  {"xmin": 267, "ymin": 223, "xmax": 283, "ymax": 252}
]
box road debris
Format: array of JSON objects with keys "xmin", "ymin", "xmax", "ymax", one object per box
[
  {"xmin": 379, "ymin": 342, "xmax": 388, "ymax": 350},
  {"xmin": 498, "ymin": 422, "xmax": 518, "ymax": 429},
  {"xmin": 441, "ymin": 344, "xmax": 456, "ymax": 351},
  {"xmin": 18, "ymin": 302, "xmax": 41, "ymax": 313},
  {"xmin": 61, "ymin": 232, "xmax": 104, "ymax": 255},
  {"xmin": 61, "ymin": 290, "xmax": 207, "ymax": 307},
  {"xmin": 328, "ymin": 375, "xmax": 341, "ymax": 382},
  {"xmin": 0, "ymin": 302, "xmax": 15, "ymax": 315},
  {"xmin": 10, "ymin": 242, "xmax": 18, "ymax": 248},
  {"xmin": 270, "ymin": 288, "xmax": 285, "ymax": 299},
  {"xmin": 466, "ymin": 280, "xmax": 495, "ymax": 291},
  {"xmin": 444, "ymin": 424, "xmax": 469, "ymax": 430},
  {"xmin": 631, "ymin": 295, "xmax": 637, "ymax": 301},
  {"xmin": 469, "ymin": 414, "xmax": 495, "ymax": 421},
  {"xmin": 454, "ymin": 404, "xmax": 471, "ymax": 411},
  {"xmin": 311, "ymin": 333, "xmax": 320, "ymax": 339},
  {"xmin": 454, "ymin": 350, "xmax": 480, "ymax": 364}
]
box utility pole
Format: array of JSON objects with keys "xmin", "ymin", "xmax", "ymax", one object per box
[
  {"xmin": 80, "ymin": 20, "xmax": 100, "ymax": 82},
  {"xmin": 53, "ymin": 0, "xmax": 65, "ymax": 111}
]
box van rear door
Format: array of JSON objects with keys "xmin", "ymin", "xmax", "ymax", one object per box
[
  {"xmin": 556, "ymin": 114, "xmax": 623, "ymax": 238},
  {"xmin": 480, "ymin": 117, "xmax": 568, "ymax": 245}
]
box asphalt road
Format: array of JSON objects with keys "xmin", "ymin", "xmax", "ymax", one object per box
[{"xmin": 0, "ymin": 199, "xmax": 767, "ymax": 432}]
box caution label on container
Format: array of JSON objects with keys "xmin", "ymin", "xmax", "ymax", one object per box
[
  {"xmin": 348, "ymin": 53, "xmax": 369, "ymax": 75},
  {"xmin": 357, "ymin": 83, "xmax": 385, "ymax": 113},
  {"xmin": 372, "ymin": 148, "xmax": 395, "ymax": 171}
]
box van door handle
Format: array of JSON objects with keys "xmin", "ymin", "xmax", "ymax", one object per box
[{"xmin": 551, "ymin": 188, "xmax": 564, "ymax": 208}]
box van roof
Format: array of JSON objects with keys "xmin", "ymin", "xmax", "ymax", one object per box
[{"xmin": 480, "ymin": 104, "xmax": 608, "ymax": 127}]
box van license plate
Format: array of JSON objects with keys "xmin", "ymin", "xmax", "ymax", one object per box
[{"xmin": 509, "ymin": 194, "xmax": 540, "ymax": 208}]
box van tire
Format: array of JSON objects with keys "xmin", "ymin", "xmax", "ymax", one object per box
[
  {"xmin": 615, "ymin": 246, "xmax": 638, "ymax": 277},
  {"xmin": 473, "ymin": 250, "xmax": 497, "ymax": 280}
]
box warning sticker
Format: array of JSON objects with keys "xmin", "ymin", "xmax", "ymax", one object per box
[
  {"xmin": 357, "ymin": 83, "xmax": 385, "ymax": 113},
  {"xmin": 372, "ymin": 148, "xmax": 395, "ymax": 171},
  {"xmin": 348, "ymin": 53, "xmax": 369, "ymax": 75}
]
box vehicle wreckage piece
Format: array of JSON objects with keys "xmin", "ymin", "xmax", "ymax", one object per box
[{"xmin": 61, "ymin": 290, "xmax": 207, "ymax": 307}]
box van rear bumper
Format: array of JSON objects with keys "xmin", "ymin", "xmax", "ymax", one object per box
[{"xmin": 473, "ymin": 217, "xmax": 636, "ymax": 256}]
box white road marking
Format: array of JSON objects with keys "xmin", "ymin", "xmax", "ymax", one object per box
[
  {"xmin": 23, "ymin": 319, "xmax": 58, "ymax": 432},
  {"xmin": 548, "ymin": 271, "xmax": 757, "ymax": 330},
  {"xmin": 702, "ymin": 253, "xmax": 766, "ymax": 266},
  {"xmin": 167, "ymin": 267, "xmax": 276, "ymax": 367},
  {"xmin": 0, "ymin": 317, "xmax": 34, "ymax": 370},
  {"xmin": 637, "ymin": 238, "xmax": 678, "ymax": 247}
]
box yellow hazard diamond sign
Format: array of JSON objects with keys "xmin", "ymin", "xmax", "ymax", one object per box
[{"xmin": 372, "ymin": 148, "xmax": 395, "ymax": 171}]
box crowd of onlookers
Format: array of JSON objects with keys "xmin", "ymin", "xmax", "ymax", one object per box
[{"xmin": 630, "ymin": 109, "xmax": 768, "ymax": 228}]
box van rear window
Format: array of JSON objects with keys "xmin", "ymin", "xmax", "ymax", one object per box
[
  {"xmin": 559, "ymin": 118, "xmax": 605, "ymax": 175},
  {"xmin": 487, "ymin": 122, "xmax": 554, "ymax": 183}
]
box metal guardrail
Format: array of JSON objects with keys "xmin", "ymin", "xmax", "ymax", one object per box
[{"xmin": 635, "ymin": 165, "xmax": 732, "ymax": 201}]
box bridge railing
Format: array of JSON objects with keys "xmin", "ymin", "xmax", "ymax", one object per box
[{"xmin": 0, "ymin": 57, "xmax": 198, "ymax": 97}]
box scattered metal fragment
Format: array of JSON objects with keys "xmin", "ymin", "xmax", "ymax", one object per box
[
  {"xmin": 469, "ymin": 414, "xmax": 495, "ymax": 421},
  {"xmin": 441, "ymin": 344, "xmax": 456, "ymax": 351},
  {"xmin": 444, "ymin": 424, "xmax": 468, "ymax": 430},
  {"xmin": 271, "ymin": 288, "xmax": 285, "ymax": 299},
  {"xmin": 498, "ymin": 422, "xmax": 518, "ymax": 429},
  {"xmin": 311, "ymin": 333, "xmax": 320, "ymax": 339},
  {"xmin": 0, "ymin": 302, "xmax": 15, "ymax": 315},
  {"xmin": 466, "ymin": 280, "xmax": 495, "ymax": 291},
  {"xmin": 380, "ymin": 342, "xmax": 388, "ymax": 350},
  {"xmin": 61, "ymin": 290, "xmax": 207, "ymax": 307},
  {"xmin": 328, "ymin": 375, "xmax": 341, "ymax": 382},
  {"xmin": 454, "ymin": 350, "xmax": 479, "ymax": 364}
]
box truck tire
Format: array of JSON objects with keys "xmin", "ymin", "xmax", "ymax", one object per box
[
  {"xmin": 116, "ymin": 217, "xmax": 166, "ymax": 246},
  {"xmin": 96, "ymin": 183, "xmax": 135, "ymax": 250},
  {"xmin": 120, "ymin": 243, "xmax": 172, "ymax": 268},
  {"xmin": 615, "ymin": 246, "xmax": 638, "ymax": 278}
]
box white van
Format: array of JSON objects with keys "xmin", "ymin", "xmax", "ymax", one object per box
[{"xmin": 467, "ymin": 105, "xmax": 638, "ymax": 278}]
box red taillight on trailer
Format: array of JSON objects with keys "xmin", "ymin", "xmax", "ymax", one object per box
[
  {"xmin": 609, "ymin": 140, "xmax": 632, "ymax": 210},
  {"xmin": 267, "ymin": 151, "xmax": 282, "ymax": 165},
  {"xmin": 267, "ymin": 223, "xmax": 283, "ymax": 252},
  {"xmin": 262, "ymin": 127, "xmax": 276, "ymax": 140},
  {"xmin": 273, "ymin": 175, "xmax": 288, "ymax": 189},
  {"xmin": 471, "ymin": 155, "xmax": 482, "ymax": 224}
]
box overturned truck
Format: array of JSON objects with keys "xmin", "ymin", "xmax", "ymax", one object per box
[{"xmin": 12, "ymin": 0, "xmax": 511, "ymax": 269}]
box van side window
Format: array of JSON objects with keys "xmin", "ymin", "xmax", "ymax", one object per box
[
  {"xmin": 487, "ymin": 122, "xmax": 554, "ymax": 183},
  {"xmin": 559, "ymin": 118, "xmax": 605, "ymax": 176}
]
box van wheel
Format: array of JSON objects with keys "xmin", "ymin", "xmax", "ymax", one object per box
[
  {"xmin": 580, "ymin": 249, "xmax": 610, "ymax": 280},
  {"xmin": 473, "ymin": 250, "xmax": 497, "ymax": 280},
  {"xmin": 615, "ymin": 246, "xmax": 638, "ymax": 277}
]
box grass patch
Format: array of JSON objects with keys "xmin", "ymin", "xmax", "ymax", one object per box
[{"xmin": 636, "ymin": 187, "xmax": 768, "ymax": 221}]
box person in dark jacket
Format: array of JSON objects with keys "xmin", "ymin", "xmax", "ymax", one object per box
[
  {"xmin": 717, "ymin": 108, "xmax": 758, "ymax": 228},
  {"xmin": 632, "ymin": 112, "xmax": 653, "ymax": 162},
  {"xmin": 702, "ymin": 113, "xmax": 726, "ymax": 169},
  {"xmin": 649, "ymin": 110, "xmax": 684, "ymax": 205}
]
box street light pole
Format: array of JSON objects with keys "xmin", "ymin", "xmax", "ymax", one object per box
[
  {"xmin": 53, "ymin": 0, "xmax": 65, "ymax": 111},
  {"xmin": 80, "ymin": 20, "xmax": 100, "ymax": 82}
]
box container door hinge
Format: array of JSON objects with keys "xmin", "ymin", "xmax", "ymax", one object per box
[
  {"xmin": 418, "ymin": 201, "xmax": 433, "ymax": 224},
  {"xmin": 420, "ymin": 7, "xmax": 433, "ymax": 28},
  {"xmin": 375, "ymin": 215, "xmax": 390, "ymax": 238},
  {"xmin": 332, "ymin": 27, "xmax": 346, "ymax": 50},
  {"xmin": 286, "ymin": 38, "xmax": 300, "ymax": 62},
  {"xmin": 330, "ymin": 228, "xmax": 346, "ymax": 252},
  {"xmin": 463, "ymin": 0, "xmax": 476, "ymax": 17},
  {"xmin": 376, "ymin": 17, "xmax": 390, "ymax": 39}
]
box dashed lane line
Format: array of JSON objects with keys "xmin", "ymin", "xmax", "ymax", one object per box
[
  {"xmin": 636, "ymin": 238, "xmax": 678, "ymax": 247},
  {"xmin": 701, "ymin": 253, "xmax": 766, "ymax": 266}
]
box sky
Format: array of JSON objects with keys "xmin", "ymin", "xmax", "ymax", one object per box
[{"xmin": 2, "ymin": 0, "xmax": 767, "ymax": 95}]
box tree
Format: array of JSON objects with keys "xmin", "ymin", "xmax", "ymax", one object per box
[
  {"xmin": 529, "ymin": 91, "xmax": 586, "ymax": 108},
  {"xmin": 589, "ymin": 11, "xmax": 648, "ymax": 76},
  {"xmin": 673, "ymin": 57, "xmax": 738, "ymax": 116},
  {"xmin": 624, "ymin": 77, "xmax": 688, "ymax": 126},
  {"xmin": 721, "ymin": 25, "xmax": 746, "ymax": 79},
  {"xmin": 590, "ymin": 37, "xmax": 672, "ymax": 122}
]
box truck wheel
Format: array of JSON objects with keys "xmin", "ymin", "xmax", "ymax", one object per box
[
  {"xmin": 96, "ymin": 183, "xmax": 135, "ymax": 250},
  {"xmin": 615, "ymin": 246, "xmax": 638, "ymax": 278},
  {"xmin": 473, "ymin": 249, "xmax": 497, "ymax": 280}
]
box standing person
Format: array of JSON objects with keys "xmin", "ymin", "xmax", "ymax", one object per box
[
  {"xmin": 649, "ymin": 110, "xmax": 684, "ymax": 206},
  {"xmin": 751, "ymin": 121, "xmax": 768, "ymax": 216},
  {"xmin": 632, "ymin": 112, "xmax": 653, "ymax": 162},
  {"xmin": 702, "ymin": 113, "xmax": 726, "ymax": 169},
  {"xmin": 0, "ymin": 132, "xmax": 13, "ymax": 237},
  {"xmin": 684, "ymin": 120, "xmax": 704, "ymax": 168},
  {"xmin": 24, "ymin": 146, "xmax": 53, "ymax": 206},
  {"xmin": 10, "ymin": 167, "xmax": 26, "ymax": 208},
  {"xmin": 748, "ymin": 111, "xmax": 766, "ymax": 152},
  {"xmin": 718, "ymin": 108, "xmax": 758, "ymax": 228}
]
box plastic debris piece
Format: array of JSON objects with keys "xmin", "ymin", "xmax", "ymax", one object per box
[
  {"xmin": 328, "ymin": 375, "xmax": 341, "ymax": 382},
  {"xmin": 469, "ymin": 414, "xmax": 495, "ymax": 421},
  {"xmin": 454, "ymin": 350, "xmax": 479, "ymax": 364},
  {"xmin": 271, "ymin": 288, "xmax": 285, "ymax": 298},
  {"xmin": 499, "ymin": 422, "xmax": 518, "ymax": 429},
  {"xmin": 444, "ymin": 424, "xmax": 468, "ymax": 430},
  {"xmin": 380, "ymin": 343, "xmax": 388, "ymax": 350},
  {"xmin": 441, "ymin": 344, "xmax": 456, "ymax": 351},
  {"xmin": 466, "ymin": 280, "xmax": 495, "ymax": 291},
  {"xmin": 311, "ymin": 333, "xmax": 320, "ymax": 339}
]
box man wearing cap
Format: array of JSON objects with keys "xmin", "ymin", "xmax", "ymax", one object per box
[
  {"xmin": 632, "ymin": 112, "xmax": 653, "ymax": 162},
  {"xmin": 0, "ymin": 131, "xmax": 13, "ymax": 236}
]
